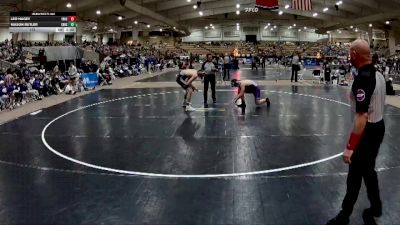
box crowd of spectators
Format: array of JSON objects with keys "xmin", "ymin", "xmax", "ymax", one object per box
[
  {"xmin": 374, "ymin": 54, "xmax": 400, "ymax": 76},
  {"xmin": 0, "ymin": 39, "xmax": 182, "ymax": 111},
  {"xmin": 0, "ymin": 39, "xmax": 23, "ymax": 63},
  {"xmin": 0, "ymin": 61, "xmax": 87, "ymax": 110},
  {"xmin": 320, "ymin": 44, "xmax": 350, "ymax": 57},
  {"xmin": 1, "ymin": 38, "xmax": 396, "ymax": 112}
]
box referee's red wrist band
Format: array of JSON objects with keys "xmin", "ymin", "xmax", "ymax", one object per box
[{"xmin": 347, "ymin": 132, "xmax": 361, "ymax": 151}]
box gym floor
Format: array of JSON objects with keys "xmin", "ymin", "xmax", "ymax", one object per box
[{"xmin": 0, "ymin": 68, "xmax": 400, "ymax": 224}]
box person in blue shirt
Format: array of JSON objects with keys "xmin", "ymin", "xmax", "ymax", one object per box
[
  {"xmin": 32, "ymin": 74, "xmax": 44, "ymax": 98},
  {"xmin": 32, "ymin": 77, "xmax": 41, "ymax": 90},
  {"xmin": 6, "ymin": 83, "xmax": 15, "ymax": 95},
  {"xmin": 23, "ymin": 67, "xmax": 31, "ymax": 77},
  {"xmin": 19, "ymin": 79, "xmax": 28, "ymax": 93}
]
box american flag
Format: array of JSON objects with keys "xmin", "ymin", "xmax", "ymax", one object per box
[{"xmin": 292, "ymin": 0, "xmax": 312, "ymax": 11}]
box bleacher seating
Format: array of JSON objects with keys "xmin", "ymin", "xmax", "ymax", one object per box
[
  {"xmin": 162, "ymin": 44, "xmax": 181, "ymax": 54},
  {"xmin": 281, "ymin": 44, "xmax": 298, "ymax": 55},
  {"xmin": 179, "ymin": 43, "xmax": 211, "ymax": 55},
  {"xmin": 206, "ymin": 46, "xmax": 235, "ymax": 55}
]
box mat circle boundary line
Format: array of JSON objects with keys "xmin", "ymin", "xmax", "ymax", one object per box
[{"xmin": 41, "ymin": 89, "xmax": 349, "ymax": 178}]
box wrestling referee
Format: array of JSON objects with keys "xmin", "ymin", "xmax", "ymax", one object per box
[{"xmin": 327, "ymin": 39, "xmax": 386, "ymax": 225}]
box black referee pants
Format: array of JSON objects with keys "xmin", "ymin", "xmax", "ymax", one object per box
[
  {"xmin": 291, "ymin": 64, "xmax": 298, "ymax": 82},
  {"xmin": 203, "ymin": 74, "xmax": 216, "ymax": 103},
  {"xmin": 340, "ymin": 120, "xmax": 385, "ymax": 218},
  {"xmin": 223, "ymin": 64, "xmax": 230, "ymax": 81}
]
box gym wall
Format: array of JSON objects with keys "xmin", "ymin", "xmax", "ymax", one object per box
[{"xmin": 183, "ymin": 25, "xmax": 331, "ymax": 42}]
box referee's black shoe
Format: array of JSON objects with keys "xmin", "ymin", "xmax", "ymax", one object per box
[
  {"xmin": 326, "ymin": 213, "xmax": 349, "ymax": 225},
  {"xmin": 363, "ymin": 207, "xmax": 382, "ymax": 218},
  {"xmin": 362, "ymin": 209, "xmax": 377, "ymax": 225}
]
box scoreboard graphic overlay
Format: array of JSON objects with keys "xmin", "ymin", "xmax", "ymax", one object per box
[{"xmin": 9, "ymin": 12, "xmax": 76, "ymax": 33}]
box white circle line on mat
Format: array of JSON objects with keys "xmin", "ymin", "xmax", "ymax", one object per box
[{"xmin": 41, "ymin": 90, "xmax": 349, "ymax": 178}]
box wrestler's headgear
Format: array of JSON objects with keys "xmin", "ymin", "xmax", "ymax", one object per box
[{"xmin": 231, "ymin": 79, "xmax": 240, "ymax": 87}]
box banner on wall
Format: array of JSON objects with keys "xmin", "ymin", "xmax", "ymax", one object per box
[
  {"xmin": 244, "ymin": 57, "xmax": 253, "ymax": 64},
  {"xmin": 303, "ymin": 57, "xmax": 320, "ymax": 69},
  {"xmin": 80, "ymin": 72, "xmax": 98, "ymax": 89},
  {"xmin": 255, "ymin": 0, "xmax": 279, "ymax": 10}
]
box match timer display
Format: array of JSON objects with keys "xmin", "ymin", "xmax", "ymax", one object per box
[{"xmin": 9, "ymin": 12, "xmax": 77, "ymax": 33}]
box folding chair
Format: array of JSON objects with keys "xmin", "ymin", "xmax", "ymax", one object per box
[
  {"xmin": 312, "ymin": 69, "xmax": 322, "ymax": 84},
  {"xmin": 298, "ymin": 67, "xmax": 306, "ymax": 81}
]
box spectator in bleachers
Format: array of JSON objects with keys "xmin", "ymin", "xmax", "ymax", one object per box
[
  {"xmin": 68, "ymin": 62, "xmax": 78, "ymax": 79},
  {"xmin": 50, "ymin": 70, "xmax": 63, "ymax": 94},
  {"xmin": 64, "ymin": 81, "xmax": 76, "ymax": 95},
  {"xmin": 97, "ymin": 66, "xmax": 112, "ymax": 86},
  {"xmin": 68, "ymin": 62, "xmax": 78, "ymax": 93},
  {"xmin": 31, "ymin": 73, "xmax": 45, "ymax": 98},
  {"xmin": 22, "ymin": 66, "xmax": 31, "ymax": 79},
  {"xmin": 4, "ymin": 72, "xmax": 14, "ymax": 87},
  {"xmin": 18, "ymin": 78, "xmax": 28, "ymax": 103},
  {"xmin": 39, "ymin": 65, "xmax": 46, "ymax": 74},
  {"xmin": 5, "ymin": 80, "xmax": 16, "ymax": 109},
  {"xmin": 81, "ymin": 60, "xmax": 91, "ymax": 73},
  {"xmin": 53, "ymin": 63, "xmax": 60, "ymax": 75},
  {"xmin": 13, "ymin": 78, "xmax": 23, "ymax": 105},
  {"xmin": 26, "ymin": 79, "xmax": 40, "ymax": 100}
]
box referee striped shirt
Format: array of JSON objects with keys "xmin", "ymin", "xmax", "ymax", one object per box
[{"xmin": 351, "ymin": 64, "xmax": 386, "ymax": 123}]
